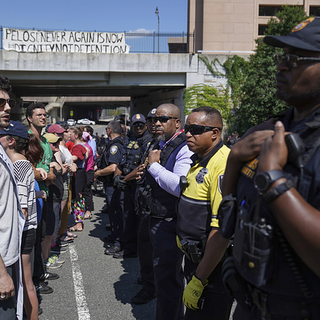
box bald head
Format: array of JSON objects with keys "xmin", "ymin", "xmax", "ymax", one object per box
[{"xmin": 157, "ymin": 104, "xmax": 181, "ymax": 120}]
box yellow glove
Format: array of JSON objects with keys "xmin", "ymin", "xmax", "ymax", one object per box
[
  {"xmin": 183, "ymin": 275, "xmax": 207, "ymax": 311},
  {"xmin": 176, "ymin": 235, "xmax": 184, "ymax": 252}
]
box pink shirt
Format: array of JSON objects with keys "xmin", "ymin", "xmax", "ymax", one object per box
[{"xmin": 85, "ymin": 143, "xmax": 94, "ymax": 171}]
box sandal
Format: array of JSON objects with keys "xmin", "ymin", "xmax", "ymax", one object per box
[
  {"xmin": 70, "ymin": 222, "xmax": 84, "ymax": 232},
  {"xmin": 67, "ymin": 231, "xmax": 78, "ymax": 238},
  {"xmin": 84, "ymin": 211, "xmax": 92, "ymax": 220}
]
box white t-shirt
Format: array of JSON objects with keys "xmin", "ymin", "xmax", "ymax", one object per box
[{"xmin": 13, "ymin": 160, "xmax": 37, "ymax": 231}]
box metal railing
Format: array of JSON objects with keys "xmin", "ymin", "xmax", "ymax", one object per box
[{"xmin": 0, "ymin": 26, "xmax": 193, "ymax": 54}]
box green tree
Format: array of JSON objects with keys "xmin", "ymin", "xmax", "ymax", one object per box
[
  {"xmin": 235, "ymin": 5, "xmax": 308, "ymax": 134},
  {"xmin": 184, "ymin": 83, "xmax": 232, "ymax": 127}
]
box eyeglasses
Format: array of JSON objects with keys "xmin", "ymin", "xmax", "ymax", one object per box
[
  {"xmin": 133, "ymin": 122, "xmax": 145, "ymax": 128},
  {"xmin": 274, "ymin": 53, "xmax": 320, "ymax": 69},
  {"xmin": 0, "ymin": 98, "xmax": 15, "ymax": 108},
  {"xmin": 184, "ymin": 124, "xmax": 221, "ymax": 135},
  {"xmin": 152, "ymin": 116, "xmax": 178, "ymax": 123}
]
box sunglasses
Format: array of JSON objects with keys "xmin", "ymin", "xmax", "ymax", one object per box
[
  {"xmin": 0, "ymin": 98, "xmax": 15, "ymax": 108},
  {"xmin": 150, "ymin": 116, "xmax": 178, "ymax": 123},
  {"xmin": 133, "ymin": 122, "xmax": 145, "ymax": 128},
  {"xmin": 274, "ymin": 53, "xmax": 320, "ymax": 69},
  {"xmin": 184, "ymin": 124, "xmax": 221, "ymax": 135}
]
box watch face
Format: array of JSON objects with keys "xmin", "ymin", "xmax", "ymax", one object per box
[{"xmin": 254, "ymin": 173, "xmax": 268, "ymax": 192}]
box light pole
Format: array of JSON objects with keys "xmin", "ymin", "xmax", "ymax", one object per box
[{"xmin": 155, "ymin": 7, "xmax": 160, "ymax": 53}]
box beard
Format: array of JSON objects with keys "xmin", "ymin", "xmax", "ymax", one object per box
[
  {"xmin": 0, "ymin": 113, "xmax": 10, "ymax": 128},
  {"xmin": 277, "ymin": 73, "xmax": 320, "ymax": 106}
]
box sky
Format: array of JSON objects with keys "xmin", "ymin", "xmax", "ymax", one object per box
[{"xmin": 1, "ymin": 0, "xmax": 188, "ymax": 33}]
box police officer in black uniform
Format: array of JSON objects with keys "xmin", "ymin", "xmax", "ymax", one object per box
[
  {"xmin": 109, "ymin": 113, "xmax": 153, "ymax": 259},
  {"xmin": 221, "ymin": 18, "xmax": 320, "ymax": 320},
  {"xmin": 94, "ymin": 121, "xmax": 125, "ymax": 247},
  {"xmin": 131, "ymin": 108, "xmax": 158, "ymax": 304}
]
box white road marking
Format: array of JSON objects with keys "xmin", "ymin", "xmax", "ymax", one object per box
[{"xmin": 69, "ymin": 244, "xmax": 91, "ymax": 320}]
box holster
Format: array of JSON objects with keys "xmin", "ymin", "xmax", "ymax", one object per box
[
  {"xmin": 218, "ymin": 194, "xmax": 237, "ymax": 239},
  {"xmin": 180, "ymin": 239, "xmax": 204, "ymax": 264}
]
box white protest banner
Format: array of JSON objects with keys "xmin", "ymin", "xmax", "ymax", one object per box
[{"xmin": 3, "ymin": 28, "xmax": 130, "ymax": 54}]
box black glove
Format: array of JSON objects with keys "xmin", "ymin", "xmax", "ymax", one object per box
[{"xmin": 113, "ymin": 175, "xmax": 127, "ymax": 191}]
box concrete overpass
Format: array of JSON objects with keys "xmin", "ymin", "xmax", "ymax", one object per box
[{"xmin": 0, "ymin": 50, "xmax": 229, "ymax": 121}]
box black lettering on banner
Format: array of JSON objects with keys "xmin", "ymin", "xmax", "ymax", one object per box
[
  {"xmin": 75, "ymin": 32, "xmax": 81, "ymax": 42},
  {"xmin": 97, "ymin": 33, "xmax": 104, "ymax": 43},
  {"xmin": 61, "ymin": 32, "xmax": 66, "ymax": 42},
  {"xmin": 112, "ymin": 33, "xmax": 117, "ymax": 43},
  {"xmin": 85, "ymin": 44, "xmax": 90, "ymax": 53},
  {"xmin": 29, "ymin": 31, "xmax": 35, "ymax": 42},
  {"xmin": 40, "ymin": 32, "xmax": 47, "ymax": 42},
  {"xmin": 50, "ymin": 44, "xmax": 55, "ymax": 51},
  {"xmin": 81, "ymin": 32, "xmax": 87, "ymax": 42},
  {"xmin": 5, "ymin": 29, "xmax": 11, "ymax": 40},
  {"xmin": 95, "ymin": 45, "xmax": 101, "ymax": 53},
  {"xmin": 113, "ymin": 46, "xmax": 119, "ymax": 53},
  {"xmin": 88, "ymin": 33, "xmax": 95, "ymax": 43},
  {"xmin": 63, "ymin": 44, "xmax": 68, "ymax": 52},
  {"xmin": 105, "ymin": 33, "xmax": 111, "ymax": 43},
  {"xmin": 117, "ymin": 33, "xmax": 123, "ymax": 43},
  {"xmin": 69, "ymin": 32, "xmax": 75, "ymax": 42}
]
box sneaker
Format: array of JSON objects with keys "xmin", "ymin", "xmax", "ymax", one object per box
[
  {"xmin": 37, "ymin": 281, "xmax": 53, "ymax": 294},
  {"xmin": 50, "ymin": 254, "xmax": 65, "ymax": 264},
  {"xmin": 38, "ymin": 307, "xmax": 43, "ymax": 315},
  {"xmin": 51, "ymin": 245, "xmax": 68, "ymax": 254},
  {"xmin": 131, "ymin": 289, "xmax": 156, "ymax": 304},
  {"xmin": 44, "ymin": 257, "xmax": 62, "ymax": 269},
  {"xmin": 56, "ymin": 239, "xmax": 69, "ymax": 247},
  {"xmin": 104, "ymin": 245, "xmax": 121, "ymax": 255},
  {"xmin": 40, "ymin": 272, "xmax": 59, "ymax": 281}
]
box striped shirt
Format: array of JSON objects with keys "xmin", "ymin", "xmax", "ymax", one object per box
[{"xmin": 13, "ymin": 160, "xmax": 37, "ymax": 231}]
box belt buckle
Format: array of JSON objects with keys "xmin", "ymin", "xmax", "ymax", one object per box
[{"xmin": 165, "ymin": 218, "xmax": 173, "ymax": 222}]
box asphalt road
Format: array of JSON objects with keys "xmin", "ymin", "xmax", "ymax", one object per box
[
  {"xmin": 39, "ymin": 192, "xmax": 156, "ymax": 320},
  {"xmin": 39, "ymin": 190, "xmax": 236, "ymax": 320}
]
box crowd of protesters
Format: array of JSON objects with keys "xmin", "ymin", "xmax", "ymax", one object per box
[{"xmin": 3, "ymin": 18, "xmax": 320, "ymax": 319}]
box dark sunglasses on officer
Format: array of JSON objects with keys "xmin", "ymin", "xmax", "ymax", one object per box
[
  {"xmin": 149, "ymin": 116, "xmax": 178, "ymax": 123},
  {"xmin": 184, "ymin": 124, "xmax": 221, "ymax": 135}
]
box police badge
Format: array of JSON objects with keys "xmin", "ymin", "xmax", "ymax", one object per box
[{"xmin": 196, "ymin": 168, "xmax": 208, "ymax": 184}]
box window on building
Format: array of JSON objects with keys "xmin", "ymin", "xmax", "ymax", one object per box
[
  {"xmin": 310, "ymin": 6, "xmax": 320, "ymax": 17},
  {"xmin": 258, "ymin": 25, "xmax": 268, "ymax": 36},
  {"xmin": 259, "ymin": 6, "xmax": 283, "ymax": 16}
]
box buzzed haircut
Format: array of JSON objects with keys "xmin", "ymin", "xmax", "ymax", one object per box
[
  {"xmin": 0, "ymin": 75, "xmax": 12, "ymax": 94},
  {"xmin": 26, "ymin": 103, "xmax": 46, "ymax": 123},
  {"xmin": 107, "ymin": 121, "xmax": 122, "ymax": 135},
  {"xmin": 191, "ymin": 106, "xmax": 223, "ymax": 129}
]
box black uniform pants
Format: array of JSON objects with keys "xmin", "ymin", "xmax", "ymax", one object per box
[
  {"xmin": 137, "ymin": 214, "xmax": 155, "ymax": 294},
  {"xmin": 150, "ymin": 217, "xmax": 184, "ymax": 320},
  {"xmin": 120, "ymin": 187, "xmax": 139, "ymax": 254},
  {"xmin": 184, "ymin": 258, "xmax": 233, "ymax": 320}
]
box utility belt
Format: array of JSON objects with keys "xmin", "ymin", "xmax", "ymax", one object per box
[
  {"xmin": 179, "ymin": 238, "xmax": 206, "ymax": 264},
  {"xmin": 222, "ymin": 257, "xmax": 320, "ymax": 320}
]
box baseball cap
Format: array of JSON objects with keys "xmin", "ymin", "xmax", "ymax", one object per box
[
  {"xmin": 264, "ymin": 17, "xmax": 320, "ymax": 52},
  {"xmin": 43, "ymin": 133, "xmax": 61, "ymax": 144},
  {"xmin": 131, "ymin": 113, "xmax": 146, "ymax": 124},
  {"xmin": 48, "ymin": 124, "xmax": 66, "ymax": 134},
  {"xmin": 0, "ymin": 120, "xmax": 29, "ymax": 140},
  {"xmin": 147, "ymin": 108, "xmax": 157, "ymax": 119}
]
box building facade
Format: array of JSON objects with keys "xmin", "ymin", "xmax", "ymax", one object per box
[{"xmin": 188, "ymin": 0, "xmax": 320, "ymax": 53}]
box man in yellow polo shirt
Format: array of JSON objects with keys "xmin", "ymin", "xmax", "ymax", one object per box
[{"xmin": 177, "ymin": 106, "xmax": 233, "ymax": 319}]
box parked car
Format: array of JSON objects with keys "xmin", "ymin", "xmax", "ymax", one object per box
[
  {"xmin": 67, "ymin": 119, "xmax": 76, "ymax": 126},
  {"xmin": 77, "ymin": 118, "xmax": 95, "ymax": 125},
  {"xmin": 56, "ymin": 120, "xmax": 67, "ymax": 126}
]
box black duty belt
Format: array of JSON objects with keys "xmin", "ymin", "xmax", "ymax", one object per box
[{"xmin": 251, "ymin": 286, "xmax": 320, "ymax": 319}]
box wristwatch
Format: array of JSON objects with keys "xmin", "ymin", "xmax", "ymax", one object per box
[
  {"xmin": 254, "ymin": 170, "xmax": 285, "ymax": 194},
  {"xmin": 263, "ymin": 179, "xmax": 293, "ymax": 203}
]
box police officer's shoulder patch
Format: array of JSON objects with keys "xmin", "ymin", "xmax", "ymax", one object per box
[
  {"xmin": 218, "ymin": 174, "xmax": 224, "ymax": 194},
  {"xmin": 110, "ymin": 145, "xmax": 118, "ymax": 155}
]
